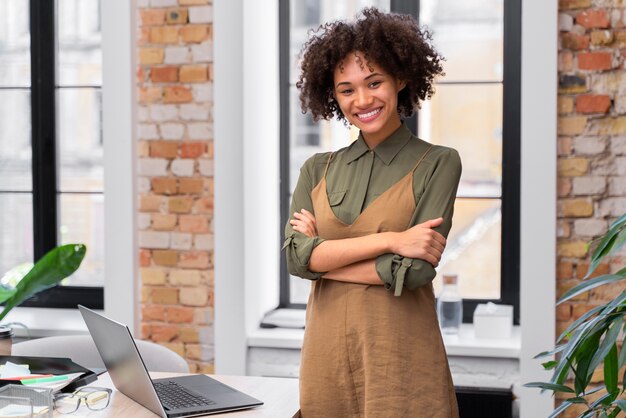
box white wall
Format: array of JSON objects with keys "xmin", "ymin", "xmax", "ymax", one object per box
[
  {"xmin": 102, "ymin": 0, "xmax": 137, "ymax": 332},
  {"xmin": 519, "ymin": 0, "xmax": 557, "ymax": 416},
  {"xmin": 214, "ymin": 0, "xmax": 280, "ymax": 374}
]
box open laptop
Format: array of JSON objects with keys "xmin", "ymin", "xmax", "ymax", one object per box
[{"xmin": 78, "ymin": 305, "xmax": 263, "ymax": 417}]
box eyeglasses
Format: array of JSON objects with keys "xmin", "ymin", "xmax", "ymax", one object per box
[{"xmin": 54, "ymin": 387, "xmax": 112, "ymax": 414}]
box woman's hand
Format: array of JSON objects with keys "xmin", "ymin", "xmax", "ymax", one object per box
[
  {"xmin": 290, "ymin": 209, "xmax": 318, "ymax": 238},
  {"xmin": 390, "ymin": 217, "xmax": 447, "ymax": 267}
]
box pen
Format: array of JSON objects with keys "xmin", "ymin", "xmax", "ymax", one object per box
[{"xmin": 21, "ymin": 375, "xmax": 70, "ymax": 385}]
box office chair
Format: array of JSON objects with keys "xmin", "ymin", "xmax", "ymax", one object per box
[{"xmin": 12, "ymin": 335, "xmax": 190, "ymax": 373}]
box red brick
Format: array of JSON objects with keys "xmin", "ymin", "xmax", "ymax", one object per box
[
  {"xmin": 139, "ymin": 249, "xmax": 152, "ymax": 267},
  {"xmin": 140, "ymin": 9, "xmax": 166, "ymax": 26},
  {"xmin": 150, "ymin": 26, "xmax": 179, "ymax": 44},
  {"xmin": 151, "ymin": 324, "xmax": 179, "ymax": 342},
  {"xmin": 180, "ymin": 25, "xmax": 209, "ymax": 43},
  {"xmin": 179, "ymin": 178, "xmax": 204, "ymax": 194},
  {"xmin": 561, "ymin": 33, "xmax": 590, "ymax": 50},
  {"xmin": 151, "ymin": 287, "xmax": 179, "ymax": 305},
  {"xmin": 572, "ymin": 302, "xmax": 601, "ymax": 319},
  {"xmin": 180, "ymin": 65, "xmax": 208, "ymax": 83},
  {"xmin": 138, "ymin": 27, "xmax": 150, "ymax": 45},
  {"xmin": 556, "ymin": 304, "xmax": 572, "ymax": 321},
  {"xmin": 166, "ymin": 306, "xmax": 194, "ymax": 323},
  {"xmin": 575, "ymin": 262, "xmax": 610, "ymax": 280},
  {"xmin": 558, "ymin": 137, "xmax": 573, "ymax": 155},
  {"xmin": 578, "ymin": 52, "xmax": 613, "ymax": 70},
  {"xmin": 151, "ymin": 66, "xmax": 179, "ymax": 83},
  {"xmin": 179, "ymin": 251, "xmax": 211, "ymax": 269},
  {"xmin": 575, "ymin": 9, "xmax": 610, "ymax": 29},
  {"xmin": 137, "ymin": 67, "xmax": 146, "ymax": 84},
  {"xmin": 164, "ymin": 86, "xmax": 193, "ymax": 103},
  {"xmin": 139, "ymin": 87, "xmax": 163, "ymax": 104},
  {"xmin": 141, "ymin": 323, "xmax": 151, "ymax": 340},
  {"xmin": 575, "ymin": 94, "xmax": 611, "ymax": 114},
  {"xmin": 150, "ymin": 141, "xmax": 178, "ymax": 158},
  {"xmin": 166, "ymin": 8, "xmax": 188, "ymax": 24},
  {"xmin": 180, "ymin": 141, "xmax": 206, "ymax": 158},
  {"xmin": 179, "ymin": 215, "xmax": 209, "ymax": 232},
  {"xmin": 143, "ymin": 305, "xmax": 166, "ymax": 321},
  {"xmin": 153, "ymin": 250, "xmax": 179, "ymax": 266},
  {"xmin": 169, "ymin": 197, "xmax": 194, "ymax": 213},
  {"xmin": 152, "ymin": 177, "xmax": 178, "ymax": 195},
  {"xmin": 557, "ymin": 261, "xmax": 574, "ymax": 280},
  {"xmin": 559, "ymin": 51, "xmax": 574, "ymax": 72},
  {"xmin": 558, "ymin": 279, "xmax": 589, "ymax": 302},
  {"xmin": 194, "ymin": 197, "xmax": 214, "ymax": 214}
]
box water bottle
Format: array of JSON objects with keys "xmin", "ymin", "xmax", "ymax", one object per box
[{"xmin": 437, "ymin": 274, "xmax": 463, "ymax": 334}]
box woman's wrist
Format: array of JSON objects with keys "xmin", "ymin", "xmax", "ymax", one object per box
[{"xmin": 382, "ymin": 231, "xmax": 398, "ymax": 254}]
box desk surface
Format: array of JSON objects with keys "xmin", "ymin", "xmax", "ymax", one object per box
[{"xmin": 56, "ymin": 372, "xmax": 299, "ymax": 418}]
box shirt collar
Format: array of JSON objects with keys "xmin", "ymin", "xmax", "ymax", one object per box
[{"xmin": 344, "ymin": 123, "xmax": 413, "ymax": 165}]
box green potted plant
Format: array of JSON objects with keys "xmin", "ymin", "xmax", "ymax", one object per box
[
  {"xmin": 525, "ymin": 213, "xmax": 626, "ymax": 417},
  {"xmin": 0, "ymin": 244, "xmax": 87, "ymax": 322}
]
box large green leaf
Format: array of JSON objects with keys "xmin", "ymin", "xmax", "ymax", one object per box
[
  {"xmin": 551, "ymin": 293, "xmax": 626, "ymax": 385},
  {"xmin": 588, "ymin": 317, "xmax": 622, "ymax": 382},
  {"xmin": 604, "ymin": 344, "xmax": 618, "ymax": 402},
  {"xmin": 0, "ymin": 244, "xmax": 86, "ymax": 322},
  {"xmin": 574, "ymin": 330, "xmax": 602, "ymax": 393},
  {"xmin": 0, "ymin": 286, "xmax": 16, "ymax": 305},
  {"xmin": 616, "ymin": 399, "xmax": 626, "ymax": 411},
  {"xmin": 558, "ymin": 269, "xmax": 626, "ymax": 305},
  {"xmin": 523, "ymin": 382, "xmax": 575, "ymax": 393}
]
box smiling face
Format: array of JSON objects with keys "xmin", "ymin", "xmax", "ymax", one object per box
[{"xmin": 333, "ymin": 51, "xmax": 406, "ymax": 148}]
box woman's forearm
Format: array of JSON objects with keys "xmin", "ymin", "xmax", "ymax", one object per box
[
  {"xmin": 308, "ymin": 232, "xmax": 393, "ymax": 272},
  {"xmin": 322, "ymin": 259, "xmax": 383, "ymax": 285}
]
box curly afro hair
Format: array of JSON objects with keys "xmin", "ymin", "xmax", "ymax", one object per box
[{"xmin": 296, "ymin": 7, "xmax": 445, "ymax": 123}]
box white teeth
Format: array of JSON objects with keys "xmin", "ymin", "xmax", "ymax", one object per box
[{"xmin": 357, "ymin": 108, "xmax": 381, "ymax": 119}]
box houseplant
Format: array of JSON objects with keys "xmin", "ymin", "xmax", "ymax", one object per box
[
  {"xmin": 0, "ymin": 244, "xmax": 86, "ymax": 322},
  {"xmin": 525, "ymin": 213, "xmax": 626, "ymax": 417}
]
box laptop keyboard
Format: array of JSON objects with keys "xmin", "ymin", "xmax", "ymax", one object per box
[{"xmin": 154, "ymin": 381, "xmax": 217, "ymax": 410}]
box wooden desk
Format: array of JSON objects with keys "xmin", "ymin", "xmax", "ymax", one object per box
[{"xmin": 56, "ymin": 372, "xmax": 300, "ymax": 418}]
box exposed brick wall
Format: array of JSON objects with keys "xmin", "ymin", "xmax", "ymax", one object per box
[
  {"xmin": 136, "ymin": 0, "xmax": 214, "ymax": 374},
  {"xmin": 557, "ymin": 0, "xmax": 626, "ymax": 414}
]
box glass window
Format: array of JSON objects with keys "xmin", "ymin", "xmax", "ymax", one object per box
[{"xmin": 281, "ymin": 0, "xmax": 520, "ymax": 320}]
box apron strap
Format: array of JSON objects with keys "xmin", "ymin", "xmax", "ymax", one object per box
[
  {"xmin": 411, "ymin": 145, "xmax": 434, "ymax": 173},
  {"xmin": 322, "ymin": 152, "xmax": 334, "ymax": 179}
]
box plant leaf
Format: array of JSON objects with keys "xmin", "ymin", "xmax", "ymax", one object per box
[
  {"xmin": 588, "ymin": 213, "xmax": 626, "ymax": 277},
  {"xmin": 551, "ymin": 292, "xmax": 626, "ymax": 385},
  {"xmin": 604, "ymin": 344, "xmax": 618, "ymax": 401},
  {"xmin": 616, "ymin": 399, "xmax": 626, "ymax": 411},
  {"xmin": 523, "ymin": 382, "xmax": 575, "ymax": 393},
  {"xmin": 534, "ymin": 345, "xmax": 567, "ymax": 359},
  {"xmin": 573, "ymin": 329, "xmax": 602, "ymax": 393},
  {"xmin": 547, "ymin": 400, "xmax": 574, "ymax": 418},
  {"xmin": 557, "ymin": 305, "xmax": 605, "ymax": 343},
  {"xmin": 617, "ymin": 331, "xmax": 626, "ymax": 370},
  {"xmin": 558, "ymin": 269, "xmax": 626, "ymax": 305},
  {"xmin": 589, "ymin": 392, "xmax": 612, "ymax": 409},
  {"xmin": 588, "ymin": 317, "xmax": 622, "ymax": 380},
  {"xmin": 0, "ymin": 244, "xmax": 86, "ymax": 322},
  {"xmin": 0, "ymin": 286, "xmax": 16, "ymax": 305},
  {"xmin": 542, "ymin": 360, "xmax": 558, "ymax": 370}
]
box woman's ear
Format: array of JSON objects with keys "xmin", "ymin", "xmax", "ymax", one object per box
[{"xmin": 397, "ymin": 79, "xmax": 407, "ymax": 92}]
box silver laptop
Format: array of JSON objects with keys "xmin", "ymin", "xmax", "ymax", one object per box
[{"xmin": 78, "ymin": 305, "xmax": 263, "ymax": 417}]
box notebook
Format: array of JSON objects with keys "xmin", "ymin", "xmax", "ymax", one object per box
[{"xmin": 78, "ymin": 305, "xmax": 263, "ymax": 417}]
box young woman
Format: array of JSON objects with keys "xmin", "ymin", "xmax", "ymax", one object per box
[{"xmin": 283, "ymin": 8, "xmax": 462, "ymax": 417}]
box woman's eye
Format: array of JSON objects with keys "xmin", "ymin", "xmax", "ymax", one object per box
[
  {"xmin": 369, "ymin": 81, "xmax": 382, "ymax": 88},
  {"xmin": 340, "ymin": 89, "xmax": 353, "ymax": 95}
]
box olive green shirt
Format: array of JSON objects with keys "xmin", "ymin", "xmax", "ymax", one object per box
[{"xmin": 282, "ymin": 123, "xmax": 462, "ymax": 295}]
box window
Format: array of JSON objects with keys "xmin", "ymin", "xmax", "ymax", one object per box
[
  {"xmin": 279, "ymin": 0, "xmax": 520, "ymax": 323},
  {"xmin": 0, "ymin": 0, "xmax": 103, "ymax": 308}
]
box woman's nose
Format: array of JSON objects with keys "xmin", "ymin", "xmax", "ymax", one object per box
[{"xmin": 355, "ymin": 89, "xmax": 373, "ymax": 108}]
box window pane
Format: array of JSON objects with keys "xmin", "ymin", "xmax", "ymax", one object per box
[
  {"xmin": 57, "ymin": 88, "xmax": 103, "ymax": 192},
  {"xmin": 290, "ymin": 0, "xmax": 390, "ymax": 84},
  {"xmin": 433, "ymin": 198, "xmax": 501, "ymax": 300},
  {"xmin": 289, "ymin": 86, "xmax": 358, "ymax": 191},
  {"xmin": 58, "ymin": 193, "xmax": 104, "ymax": 287},
  {"xmin": 419, "ymin": 83, "xmax": 502, "ymax": 198},
  {"xmin": 57, "ymin": 0, "xmax": 102, "ymax": 86},
  {"xmin": 0, "ymin": 90, "xmax": 31, "ymax": 191},
  {"xmin": 0, "ymin": 0, "xmax": 30, "ymax": 86},
  {"xmin": 0, "ymin": 193, "xmax": 33, "ymax": 275},
  {"xmin": 420, "ymin": 0, "xmax": 503, "ymax": 82}
]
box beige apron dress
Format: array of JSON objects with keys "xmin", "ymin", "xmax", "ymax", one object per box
[{"xmin": 299, "ymin": 149, "xmax": 459, "ymax": 418}]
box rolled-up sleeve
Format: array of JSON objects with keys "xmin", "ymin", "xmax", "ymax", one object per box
[
  {"xmin": 282, "ymin": 155, "xmax": 326, "ymax": 280},
  {"xmin": 376, "ymin": 147, "xmax": 462, "ymax": 296}
]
